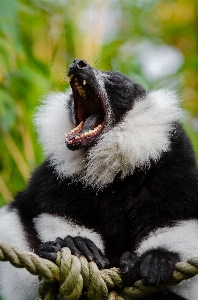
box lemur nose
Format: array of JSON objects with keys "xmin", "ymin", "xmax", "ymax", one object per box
[
  {"xmin": 68, "ymin": 59, "xmax": 89, "ymax": 75},
  {"xmin": 74, "ymin": 59, "xmax": 87, "ymax": 68}
]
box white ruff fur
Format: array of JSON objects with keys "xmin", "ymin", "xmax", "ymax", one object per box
[
  {"xmin": 0, "ymin": 206, "xmax": 39, "ymax": 300},
  {"xmin": 34, "ymin": 91, "xmax": 85, "ymax": 178},
  {"xmin": 33, "ymin": 213, "xmax": 104, "ymax": 251},
  {"xmin": 136, "ymin": 220, "xmax": 198, "ymax": 300},
  {"xmin": 35, "ymin": 88, "xmax": 181, "ymax": 188}
]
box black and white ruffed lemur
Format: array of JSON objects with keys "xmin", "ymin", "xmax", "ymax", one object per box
[{"xmin": 0, "ymin": 59, "xmax": 198, "ymax": 300}]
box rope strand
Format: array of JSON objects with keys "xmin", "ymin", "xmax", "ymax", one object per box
[{"xmin": 0, "ymin": 242, "xmax": 197, "ymax": 299}]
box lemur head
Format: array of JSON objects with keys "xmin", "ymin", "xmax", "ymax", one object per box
[
  {"xmin": 35, "ymin": 59, "xmax": 181, "ymax": 187},
  {"xmin": 66, "ymin": 59, "xmax": 146, "ymax": 150}
]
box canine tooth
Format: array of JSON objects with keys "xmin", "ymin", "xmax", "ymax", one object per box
[{"xmin": 83, "ymin": 79, "xmax": 86, "ymax": 85}]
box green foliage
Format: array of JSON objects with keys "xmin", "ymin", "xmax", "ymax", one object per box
[
  {"xmin": 0, "ymin": 0, "xmax": 197, "ymax": 206},
  {"xmin": 183, "ymin": 123, "xmax": 198, "ymax": 162}
]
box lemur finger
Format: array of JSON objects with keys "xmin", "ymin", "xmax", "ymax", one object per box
[
  {"xmin": 120, "ymin": 251, "xmax": 138, "ymax": 275},
  {"xmin": 38, "ymin": 250, "xmax": 57, "ymax": 262},
  {"xmin": 39, "ymin": 241, "xmax": 61, "ymax": 253},
  {"xmin": 84, "ymin": 238, "xmax": 110, "ymax": 269},
  {"xmin": 73, "ymin": 237, "xmax": 94, "ymax": 261},
  {"xmin": 119, "ymin": 251, "xmax": 138, "ymax": 286},
  {"xmin": 101, "ymin": 256, "xmax": 110, "ymax": 269},
  {"xmin": 64, "ymin": 236, "xmax": 81, "ymax": 257},
  {"xmin": 56, "ymin": 237, "xmax": 65, "ymax": 248}
]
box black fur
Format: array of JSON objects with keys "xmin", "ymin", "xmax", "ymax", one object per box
[
  {"xmin": 144, "ymin": 291, "xmax": 186, "ymax": 300},
  {"xmin": 104, "ymin": 70, "xmax": 146, "ymax": 124}
]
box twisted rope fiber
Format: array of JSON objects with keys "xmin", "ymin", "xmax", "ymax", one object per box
[{"xmin": 0, "ymin": 243, "xmax": 198, "ymax": 300}]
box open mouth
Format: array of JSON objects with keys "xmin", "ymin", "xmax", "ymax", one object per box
[{"xmin": 65, "ymin": 74, "xmax": 106, "ymax": 150}]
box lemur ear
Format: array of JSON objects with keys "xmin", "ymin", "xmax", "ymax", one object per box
[{"xmin": 134, "ymin": 83, "xmax": 147, "ymax": 99}]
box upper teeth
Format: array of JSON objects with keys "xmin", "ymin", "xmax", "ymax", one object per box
[
  {"xmin": 67, "ymin": 75, "xmax": 87, "ymax": 87},
  {"xmin": 75, "ymin": 78, "xmax": 86, "ymax": 99}
]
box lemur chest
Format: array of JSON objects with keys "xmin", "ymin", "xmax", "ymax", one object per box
[{"xmin": 53, "ymin": 188, "xmax": 129, "ymax": 237}]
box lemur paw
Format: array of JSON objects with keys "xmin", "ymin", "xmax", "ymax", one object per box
[
  {"xmin": 38, "ymin": 236, "xmax": 109, "ymax": 269},
  {"xmin": 120, "ymin": 249, "xmax": 180, "ymax": 286},
  {"xmin": 63, "ymin": 236, "xmax": 110, "ymax": 269}
]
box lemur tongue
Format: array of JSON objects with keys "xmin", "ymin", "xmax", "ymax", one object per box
[{"xmin": 81, "ymin": 113, "xmax": 103, "ymax": 133}]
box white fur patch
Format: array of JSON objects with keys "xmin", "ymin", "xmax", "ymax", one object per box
[
  {"xmin": 136, "ymin": 220, "xmax": 198, "ymax": 260},
  {"xmin": 171, "ymin": 276, "xmax": 198, "ymax": 300},
  {"xmin": 33, "ymin": 213, "xmax": 104, "ymax": 251},
  {"xmin": 136, "ymin": 220, "xmax": 198, "ymax": 300},
  {"xmin": 83, "ymin": 89, "xmax": 181, "ymax": 188},
  {"xmin": 34, "ymin": 91, "xmax": 85, "ymax": 178},
  {"xmin": 34, "ymin": 88, "xmax": 181, "ymax": 188},
  {"xmin": 0, "ymin": 206, "xmax": 39, "ymax": 300},
  {"xmin": 0, "ymin": 206, "xmax": 30, "ymax": 251}
]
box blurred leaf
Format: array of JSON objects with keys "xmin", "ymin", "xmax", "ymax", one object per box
[{"xmin": 0, "ymin": 89, "xmax": 16, "ymax": 131}]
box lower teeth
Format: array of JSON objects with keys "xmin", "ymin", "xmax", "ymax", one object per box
[{"xmin": 66, "ymin": 124, "xmax": 102, "ymax": 142}]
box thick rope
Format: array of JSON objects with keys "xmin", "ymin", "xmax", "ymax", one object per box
[{"xmin": 0, "ymin": 242, "xmax": 198, "ymax": 300}]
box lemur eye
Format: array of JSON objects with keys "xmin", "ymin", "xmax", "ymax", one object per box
[{"xmin": 108, "ymin": 77, "xmax": 122, "ymax": 86}]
